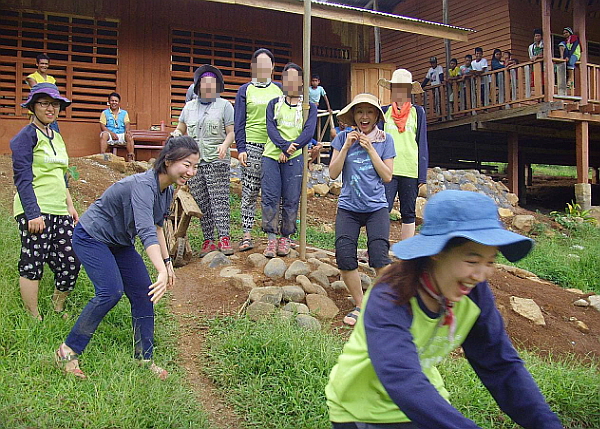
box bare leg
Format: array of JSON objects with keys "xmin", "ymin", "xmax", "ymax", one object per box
[
  {"xmin": 19, "ymin": 277, "xmax": 42, "ymax": 320},
  {"xmin": 341, "ymin": 269, "xmax": 363, "ymax": 308},
  {"xmin": 100, "ymin": 132, "xmax": 110, "ymax": 154},
  {"xmin": 52, "ymin": 289, "xmax": 69, "ymax": 312},
  {"xmin": 125, "ymin": 132, "xmax": 135, "ymax": 160},
  {"xmin": 400, "ymin": 222, "xmax": 416, "ymax": 240}
]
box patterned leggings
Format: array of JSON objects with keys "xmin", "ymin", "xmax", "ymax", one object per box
[
  {"xmin": 241, "ymin": 142, "xmax": 265, "ymax": 233},
  {"xmin": 187, "ymin": 161, "xmax": 231, "ymax": 241}
]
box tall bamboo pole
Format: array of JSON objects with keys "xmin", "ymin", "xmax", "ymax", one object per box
[{"xmin": 299, "ymin": 0, "xmax": 311, "ymax": 259}]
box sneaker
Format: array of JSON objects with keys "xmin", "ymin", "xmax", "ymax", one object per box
[
  {"xmin": 276, "ymin": 237, "xmax": 291, "ymax": 256},
  {"xmin": 200, "ymin": 239, "xmax": 217, "ymax": 257},
  {"xmin": 218, "ymin": 236, "xmax": 234, "ymax": 255},
  {"xmin": 263, "ymin": 239, "xmax": 277, "ymax": 258}
]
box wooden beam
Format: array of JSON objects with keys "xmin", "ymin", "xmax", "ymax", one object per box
[
  {"xmin": 507, "ymin": 133, "xmax": 519, "ymax": 195},
  {"xmin": 576, "ymin": 121, "xmax": 589, "ymax": 182},
  {"xmin": 476, "ymin": 122, "xmax": 574, "ymax": 139},
  {"xmin": 542, "ymin": 0, "xmax": 554, "ymax": 102},
  {"xmin": 547, "ymin": 110, "xmax": 600, "ymax": 122},
  {"xmin": 574, "ymin": 0, "xmax": 588, "ymax": 105},
  {"xmin": 199, "ymin": 0, "xmax": 471, "ymax": 41}
]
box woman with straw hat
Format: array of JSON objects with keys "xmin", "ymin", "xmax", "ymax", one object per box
[
  {"xmin": 378, "ymin": 69, "xmax": 429, "ymax": 241},
  {"xmin": 326, "ymin": 190, "xmax": 563, "ymax": 429},
  {"xmin": 329, "ymin": 93, "xmax": 395, "ymax": 326},
  {"xmin": 10, "ymin": 83, "xmax": 81, "ymax": 320}
]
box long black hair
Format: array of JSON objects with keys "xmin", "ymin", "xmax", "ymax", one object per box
[{"xmin": 154, "ymin": 136, "xmax": 199, "ymax": 174}]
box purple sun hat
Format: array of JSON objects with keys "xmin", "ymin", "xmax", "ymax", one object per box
[
  {"xmin": 21, "ymin": 83, "xmax": 71, "ymax": 111},
  {"xmin": 391, "ymin": 190, "xmax": 533, "ymax": 263}
]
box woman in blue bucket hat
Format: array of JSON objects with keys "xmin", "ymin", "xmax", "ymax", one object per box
[
  {"xmin": 326, "ymin": 190, "xmax": 562, "ymax": 428},
  {"xmin": 10, "ymin": 83, "xmax": 80, "ymax": 320}
]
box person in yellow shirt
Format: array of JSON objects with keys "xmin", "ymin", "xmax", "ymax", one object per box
[{"xmin": 26, "ymin": 54, "xmax": 56, "ymax": 87}]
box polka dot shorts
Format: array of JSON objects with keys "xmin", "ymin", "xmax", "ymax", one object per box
[{"xmin": 16, "ymin": 214, "xmax": 80, "ymax": 292}]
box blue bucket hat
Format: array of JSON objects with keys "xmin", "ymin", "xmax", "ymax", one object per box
[
  {"xmin": 21, "ymin": 83, "xmax": 71, "ymax": 111},
  {"xmin": 392, "ymin": 190, "xmax": 533, "ymax": 262}
]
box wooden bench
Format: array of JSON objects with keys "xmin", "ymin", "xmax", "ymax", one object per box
[{"xmin": 111, "ymin": 130, "xmax": 170, "ymax": 160}]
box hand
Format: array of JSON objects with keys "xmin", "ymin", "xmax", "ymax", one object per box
[
  {"xmin": 238, "ymin": 151, "xmax": 248, "ymax": 167},
  {"xmin": 148, "ymin": 271, "xmax": 168, "ymax": 303},
  {"xmin": 170, "ymin": 129, "xmax": 183, "ymax": 137},
  {"xmin": 166, "ymin": 262, "xmax": 176, "ymax": 288},
  {"xmin": 110, "ymin": 132, "xmax": 118, "ymax": 141},
  {"xmin": 218, "ymin": 142, "xmax": 229, "ymax": 159},
  {"xmin": 278, "ymin": 152, "xmax": 289, "ymax": 163},
  {"xmin": 344, "ymin": 131, "xmax": 360, "ymax": 150},
  {"xmin": 28, "ymin": 216, "xmax": 46, "ymax": 234},
  {"xmin": 358, "ymin": 134, "xmax": 375, "ymax": 155},
  {"xmin": 67, "ymin": 206, "xmax": 79, "ymax": 224},
  {"xmin": 286, "ymin": 143, "xmax": 298, "ymax": 156}
]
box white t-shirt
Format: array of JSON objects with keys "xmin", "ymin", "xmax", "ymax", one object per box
[
  {"xmin": 470, "ymin": 58, "xmax": 488, "ymax": 72},
  {"xmin": 425, "ymin": 65, "xmax": 444, "ymax": 85}
]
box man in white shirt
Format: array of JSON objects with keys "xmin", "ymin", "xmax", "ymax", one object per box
[{"xmin": 421, "ymin": 57, "xmax": 444, "ymax": 87}]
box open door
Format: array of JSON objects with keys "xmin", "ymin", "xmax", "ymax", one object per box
[{"xmin": 350, "ymin": 63, "xmax": 396, "ymax": 105}]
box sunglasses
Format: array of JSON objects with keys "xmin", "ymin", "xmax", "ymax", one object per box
[{"xmin": 36, "ymin": 101, "xmax": 61, "ymax": 109}]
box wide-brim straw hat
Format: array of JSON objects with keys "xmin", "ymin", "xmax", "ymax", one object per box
[
  {"xmin": 378, "ymin": 68, "xmax": 424, "ymax": 95},
  {"xmin": 337, "ymin": 93, "xmax": 384, "ymax": 127},
  {"xmin": 392, "ymin": 190, "xmax": 533, "ymax": 263},
  {"xmin": 193, "ymin": 64, "xmax": 225, "ymax": 95},
  {"xmin": 21, "ymin": 83, "xmax": 71, "ymax": 111}
]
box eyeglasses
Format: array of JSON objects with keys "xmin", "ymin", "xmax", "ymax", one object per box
[{"xmin": 36, "ymin": 101, "xmax": 61, "ymax": 109}]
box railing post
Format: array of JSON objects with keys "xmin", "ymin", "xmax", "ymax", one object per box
[{"xmin": 542, "ymin": 0, "xmax": 554, "ymax": 102}]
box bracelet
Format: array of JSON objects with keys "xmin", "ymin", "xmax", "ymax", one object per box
[{"xmin": 164, "ymin": 257, "xmax": 172, "ymax": 264}]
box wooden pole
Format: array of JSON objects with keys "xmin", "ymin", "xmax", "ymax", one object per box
[
  {"xmin": 443, "ymin": 0, "xmax": 451, "ymax": 72},
  {"xmin": 576, "ymin": 121, "xmax": 589, "ymax": 183},
  {"xmin": 507, "ymin": 133, "xmax": 519, "ymax": 196},
  {"xmin": 373, "ymin": 0, "xmax": 381, "ymax": 63},
  {"xmin": 299, "ymin": 0, "xmax": 311, "ymax": 259},
  {"xmin": 541, "ymin": 0, "xmax": 554, "ymax": 102},
  {"xmin": 574, "ymin": 0, "xmax": 588, "ymax": 105}
]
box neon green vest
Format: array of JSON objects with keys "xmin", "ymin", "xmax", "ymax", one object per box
[
  {"xmin": 326, "ymin": 287, "xmax": 481, "ymax": 424},
  {"xmin": 14, "ymin": 129, "xmax": 69, "ymax": 217},
  {"xmin": 245, "ymin": 83, "xmax": 283, "ymax": 144},
  {"xmin": 263, "ymin": 99, "xmax": 303, "ymax": 161},
  {"xmin": 383, "ymin": 107, "xmax": 418, "ymax": 178}
]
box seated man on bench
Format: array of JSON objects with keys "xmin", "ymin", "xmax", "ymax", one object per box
[{"xmin": 100, "ymin": 92, "xmax": 135, "ymax": 161}]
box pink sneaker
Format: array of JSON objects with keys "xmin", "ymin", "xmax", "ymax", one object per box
[
  {"xmin": 276, "ymin": 237, "xmax": 291, "ymax": 256},
  {"xmin": 218, "ymin": 236, "xmax": 234, "ymax": 255},
  {"xmin": 200, "ymin": 239, "xmax": 217, "ymax": 257},
  {"xmin": 263, "ymin": 239, "xmax": 277, "ymax": 258}
]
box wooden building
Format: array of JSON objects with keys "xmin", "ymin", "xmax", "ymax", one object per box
[{"xmin": 0, "ymin": 0, "xmax": 467, "ymax": 159}]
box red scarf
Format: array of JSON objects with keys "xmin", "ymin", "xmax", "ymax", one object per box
[
  {"xmin": 390, "ymin": 101, "xmax": 412, "ymax": 133},
  {"xmin": 419, "ymin": 272, "xmax": 456, "ymax": 342}
]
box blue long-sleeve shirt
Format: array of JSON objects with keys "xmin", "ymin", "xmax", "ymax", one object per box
[
  {"xmin": 265, "ymin": 98, "xmax": 318, "ymax": 153},
  {"xmin": 78, "ymin": 169, "xmax": 172, "ymax": 248}
]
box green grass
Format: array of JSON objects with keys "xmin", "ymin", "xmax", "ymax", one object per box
[
  {"xmin": 501, "ymin": 223, "xmax": 600, "ymax": 293},
  {"xmin": 480, "ymin": 163, "xmax": 595, "ymax": 179},
  {"xmin": 205, "ymin": 316, "xmax": 599, "ymax": 429},
  {"xmin": 0, "ymin": 211, "xmax": 211, "ymax": 429}
]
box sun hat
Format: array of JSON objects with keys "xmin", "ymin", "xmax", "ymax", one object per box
[
  {"xmin": 193, "ymin": 64, "xmax": 225, "ymax": 95},
  {"xmin": 337, "ymin": 93, "xmax": 384, "ymax": 127},
  {"xmin": 392, "ymin": 190, "xmax": 533, "ymax": 262},
  {"xmin": 21, "ymin": 83, "xmax": 71, "ymax": 111},
  {"xmin": 377, "ymin": 69, "xmax": 424, "ymax": 95}
]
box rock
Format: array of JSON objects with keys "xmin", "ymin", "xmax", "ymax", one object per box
[
  {"xmin": 111, "ymin": 160, "xmax": 128, "ymax": 173},
  {"xmin": 313, "ymin": 183, "xmax": 330, "ymax": 196},
  {"xmin": 567, "ymin": 254, "xmax": 581, "ymax": 261},
  {"xmin": 306, "ymin": 294, "xmax": 339, "ymax": 319},
  {"xmin": 230, "ymin": 157, "xmax": 240, "ymax": 168},
  {"xmin": 329, "ymin": 181, "xmax": 342, "ymax": 196},
  {"xmin": 281, "ymin": 286, "xmax": 306, "ymax": 303},
  {"xmin": 415, "ymin": 197, "xmax": 427, "ymax": 220},
  {"xmin": 506, "ymin": 193, "xmax": 519, "ymax": 206},
  {"xmin": 230, "ymin": 177, "xmax": 241, "ymax": 184},
  {"xmin": 229, "ymin": 274, "xmax": 256, "ymax": 290},
  {"xmin": 302, "ymin": 282, "xmax": 328, "ymax": 296},
  {"xmin": 498, "ymin": 208, "xmax": 514, "ymax": 218},
  {"xmin": 306, "ymin": 250, "xmax": 329, "ymax": 259},
  {"xmin": 512, "ymin": 215, "xmax": 535, "ymax": 233},
  {"xmin": 510, "ymin": 296, "xmax": 546, "ymax": 326},
  {"xmin": 565, "ymin": 288, "xmax": 585, "ymax": 295},
  {"xmin": 574, "ymin": 320, "xmax": 590, "ymax": 334},
  {"xmin": 296, "ymin": 314, "xmax": 322, "ymax": 330},
  {"xmin": 464, "ymin": 171, "xmax": 478, "ymax": 183},
  {"xmin": 573, "ymin": 299, "xmax": 589, "ymax": 307},
  {"xmin": 309, "ymin": 270, "xmax": 330, "ymax": 288},
  {"xmin": 249, "ymin": 286, "xmax": 283, "ymax": 305},
  {"xmin": 246, "ymin": 301, "xmax": 276, "ymax": 321},
  {"xmin": 279, "ymin": 309, "xmax": 294, "ymax": 320},
  {"xmin": 127, "ymin": 161, "xmax": 152, "ymax": 173},
  {"xmin": 248, "ymin": 253, "xmax": 268, "ymax": 269},
  {"xmin": 307, "ymin": 258, "xmax": 323, "ymax": 271},
  {"xmin": 295, "ymin": 275, "xmax": 312, "ymax": 289},
  {"xmin": 288, "ymin": 249, "xmax": 299, "ymax": 259},
  {"xmin": 306, "ymin": 187, "xmax": 315, "ymax": 198},
  {"xmin": 418, "ymin": 184, "xmax": 428, "ymax": 198},
  {"xmin": 589, "ymin": 295, "xmax": 600, "ymax": 312},
  {"xmin": 331, "ymin": 280, "xmax": 348, "ymax": 291},
  {"xmin": 319, "ymin": 224, "xmax": 335, "ymax": 234},
  {"xmin": 284, "ymin": 260, "xmax": 310, "ymax": 280},
  {"xmin": 317, "ymin": 263, "xmax": 340, "ymax": 278},
  {"xmin": 208, "ymin": 252, "xmax": 231, "ymax": 268},
  {"xmin": 283, "ymin": 302, "xmax": 310, "ymax": 314},
  {"xmin": 201, "ymin": 251, "xmax": 221, "ymax": 265},
  {"xmin": 460, "ymin": 183, "xmax": 478, "ymax": 192},
  {"xmin": 220, "ymin": 267, "xmax": 241, "ymax": 278},
  {"xmin": 360, "ymin": 273, "xmax": 372, "ymax": 290},
  {"xmin": 264, "ymin": 258, "xmax": 287, "ymax": 279}
]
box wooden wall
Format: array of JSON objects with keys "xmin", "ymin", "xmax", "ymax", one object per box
[{"xmin": 0, "ymin": 0, "xmax": 363, "ymax": 157}]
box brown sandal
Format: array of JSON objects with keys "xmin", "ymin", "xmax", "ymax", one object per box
[
  {"xmin": 55, "ymin": 344, "xmax": 86, "ymax": 379},
  {"xmin": 343, "ymin": 307, "xmax": 361, "ymax": 327}
]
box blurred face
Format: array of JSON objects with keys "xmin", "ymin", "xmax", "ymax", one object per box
[
  {"xmin": 430, "ymin": 60, "xmax": 437, "ymax": 68},
  {"xmin": 252, "ymin": 53, "xmax": 273, "ymax": 81},
  {"xmin": 311, "ymin": 77, "xmax": 319, "ymax": 88},
  {"xmin": 464, "ymin": 57, "xmax": 471, "ymax": 66},
  {"xmin": 503, "ymin": 52, "xmax": 510, "ymax": 61},
  {"xmin": 534, "ymin": 33, "xmax": 542, "ymax": 43},
  {"xmin": 353, "ymin": 103, "xmax": 379, "ymax": 133},
  {"xmin": 430, "ymin": 241, "xmax": 497, "ymax": 303},
  {"xmin": 338, "ymin": 120, "xmax": 348, "ymax": 130},
  {"xmin": 494, "ymin": 51, "xmax": 502, "ymax": 60},
  {"xmin": 390, "ymin": 83, "xmax": 411, "ymax": 105},
  {"xmin": 283, "ymin": 68, "xmax": 302, "ymax": 97},
  {"xmin": 475, "ymin": 50, "xmax": 483, "ymax": 61},
  {"xmin": 450, "ymin": 60, "xmax": 457, "ymax": 69},
  {"xmin": 33, "ymin": 95, "xmax": 60, "ymax": 125},
  {"xmin": 200, "ymin": 76, "xmax": 219, "ymax": 100},
  {"xmin": 165, "ymin": 154, "xmax": 200, "ymax": 186},
  {"xmin": 563, "ymin": 30, "xmax": 570, "ymax": 39},
  {"xmin": 108, "ymin": 95, "xmax": 120, "ymax": 111},
  {"xmin": 37, "ymin": 59, "xmax": 49, "ymax": 73}
]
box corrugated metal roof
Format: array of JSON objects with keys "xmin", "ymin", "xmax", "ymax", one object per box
[
  {"xmin": 316, "ymin": 0, "xmax": 473, "ymax": 32},
  {"xmin": 326, "ymin": 0, "xmax": 401, "ymax": 13}
]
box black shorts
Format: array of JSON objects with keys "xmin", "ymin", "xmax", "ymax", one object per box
[
  {"xmin": 384, "ymin": 176, "xmax": 419, "ymax": 224},
  {"xmin": 16, "ymin": 214, "xmax": 80, "ymax": 291}
]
